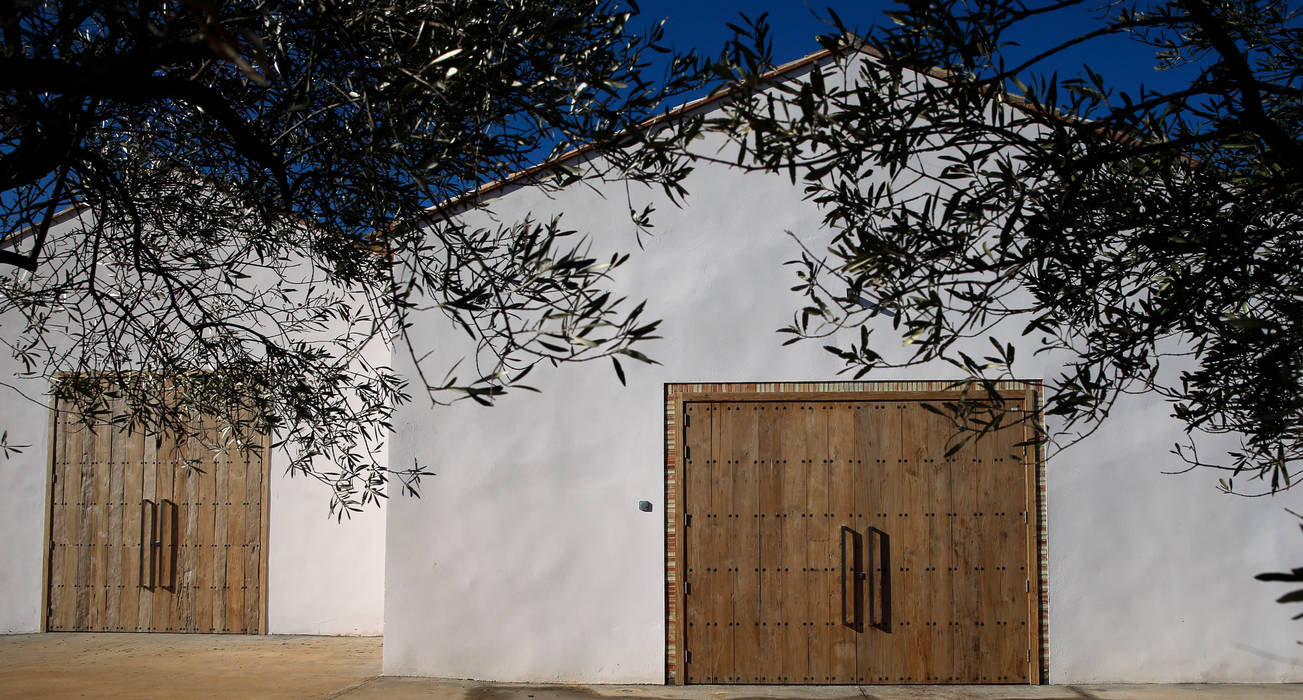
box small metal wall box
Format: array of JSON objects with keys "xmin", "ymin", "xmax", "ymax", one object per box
[{"xmin": 639, "ymin": 500, "xmax": 653, "ymax": 512}]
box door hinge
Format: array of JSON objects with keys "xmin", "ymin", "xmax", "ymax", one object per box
[
  {"xmin": 52, "ymin": 473, "xmax": 57, "ymax": 484},
  {"xmin": 685, "ymin": 582, "xmax": 691, "ymax": 595},
  {"xmin": 686, "ymin": 514, "xmax": 692, "ymax": 527},
  {"xmin": 1026, "ymin": 580, "xmax": 1031, "ymax": 592},
  {"xmin": 686, "ymin": 650, "xmax": 692, "ymax": 664},
  {"xmin": 685, "ymin": 445, "xmax": 690, "ymax": 461},
  {"xmin": 1028, "ymin": 650, "xmax": 1032, "ymax": 662},
  {"xmin": 1024, "ymin": 512, "xmax": 1029, "ymax": 524},
  {"xmin": 685, "ymin": 413, "xmax": 691, "ymax": 428}
]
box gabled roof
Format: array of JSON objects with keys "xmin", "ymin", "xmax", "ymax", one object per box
[{"xmin": 444, "ymin": 46, "xmax": 842, "ymax": 207}]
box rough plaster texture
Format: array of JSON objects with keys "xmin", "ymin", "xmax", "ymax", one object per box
[
  {"xmin": 383, "ymin": 114, "xmax": 1303, "ymax": 682},
  {"xmin": 0, "ymin": 367, "xmax": 54, "ymax": 633}
]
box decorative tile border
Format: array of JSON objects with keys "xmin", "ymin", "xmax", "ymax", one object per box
[{"xmin": 663, "ymin": 380, "xmax": 1048, "ymax": 685}]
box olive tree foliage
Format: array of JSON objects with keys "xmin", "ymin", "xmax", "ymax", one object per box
[
  {"xmin": 708, "ymin": 1, "xmax": 1303, "ymax": 492},
  {"xmin": 0, "ymin": 0, "xmax": 707, "ymax": 513}
]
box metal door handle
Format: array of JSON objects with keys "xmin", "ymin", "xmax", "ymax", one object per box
[
  {"xmin": 159, "ymin": 498, "xmax": 177, "ymax": 591},
  {"xmin": 868, "ymin": 526, "xmax": 891, "ymax": 631},
  {"xmin": 840, "ymin": 525, "xmax": 863, "ymax": 631},
  {"xmin": 139, "ymin": 499, "xmax": 157, "ymax": 589}
]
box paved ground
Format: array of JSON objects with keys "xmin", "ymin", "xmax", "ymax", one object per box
[{"xmin": 2, "ymin": 634, "xmax": 1300, "ymax": 699}]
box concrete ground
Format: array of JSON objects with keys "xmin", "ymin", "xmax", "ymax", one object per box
[{"xmin": 1, "ymin": 634, "xmax": 1300, "ymax": 699}]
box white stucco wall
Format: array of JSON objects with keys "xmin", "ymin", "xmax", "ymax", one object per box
[
  {"xmin": 0, "ymin": 369, "xmax": 55, "ymax": 633},
  {"xmin": 383, "ymin": 74, "xmax": 1303, "ymax": 682}
]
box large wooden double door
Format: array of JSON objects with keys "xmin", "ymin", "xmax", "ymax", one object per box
[
  {"xmin": 45, "ymin": 396, "xmax": 268, "ymax": 633},
  {"xmin": 680, "ymin": 396, "xmax": 1036, "ymax": 684}
]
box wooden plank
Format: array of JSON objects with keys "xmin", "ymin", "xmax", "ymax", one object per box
[
  {"xmin": 856, "ymin": 402, "xmax": 901, "ymax": 683},
  {"xmin": 804, "ymin": 403, "xmax": 834, "ymax": 684},
  {"xmin": 175, "ymin": 434, "xmax": 201, "ymax": 632},
  {"xmin": 120, "ymin": 422, "xmax": 144, "ymax": 632},
  {"xmin": 243, "ymin": 438, "xmax": 264, "ymax": 633},
  {"xmin": 88, "ymin": 412, "xmax": 112, "ymax": 631},
  {"xmin": 153, "ymin": 431, "xmax": 176, "ymax": 632},
  {"xmin": 195, "ymin": 419, "xmax": 218, "ymax": 634},
  {"xmin": 224, "ymin": 437, "xmax": 247, "ymax": 634},
  {"xmin": 775, "ymin": 402, "xmax": 813, "ymax": 685},
  {"xmin": 989, "ymin": 404, "xmax": 1031, "ymax": 682},
  {"xmin": 74, "ymin": 416, "xmax": 97, "ymax": 630},
  {"xmin": 895, "ymin": 402, "xmax": 937, "ymax": 683},
  {"xmin": 949, "ymin": 409, "xmax": 984, "ymax": 683},
  {"xmin": 212, "ymin": 430, "xmax": 229, "ymax": 632},
  {"xmin": 973, "ymin": 402, "xmax": 1012, "ymax": 681},
  {"xmin": 727, "ymin": 404, "xmax": 762, "ymax": 683},
  {"xmin": 755, "ymin": 403, "xmax": 784, "ymax": 683},
  {"xmin": 104, "ymin": 405, "xmax": 126, "ymax": 631},
  {"xmin": 910, "ymin": 403, "xmax": 956, "ymax": 682},
  {"xmin": 825, "ymin": 403, "xmax": 858, "ymax": 683},
  {"xmin": 681, "ymin": 402, "xmax": 712, "ymax": 683},
  {"xmin": 137, "ymin": 429, "xmax": 158, "ymax": 631},
  {"xmin": 699, "ymin": 402, "xmax": 733, "ymax": 682}
]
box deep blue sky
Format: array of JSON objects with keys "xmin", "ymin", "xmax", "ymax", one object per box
[{"xmin": 630, "ymin": 0, "xmax": 1196, "ymax": 101}]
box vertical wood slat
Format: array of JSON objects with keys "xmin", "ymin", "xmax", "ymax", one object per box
[
  {"xmin": 176, "ymin": 448, "xmax": 200, "ymax": 632},
  {"xmin": 992, "ymin": 407, "xmax": 1031, "ymax": 682},
  {"xmin": 681, "ymin": 403, "xmax": 712, "ymax": 683},
  {"xmin": 224, "ymin": 441, "xmax": 247, "ymax": 634},
  {"xmin": 120, "ymin": 422, "xmax": 145, "ymax": 632},
  {"xmin": 212, "ymin": 432, "xmax": 229, "ymax": 631},
  {"xmin": 727, "ymin": 405, "xmax": 762, "ymax": 683},
  {"xmin": 916, "ymin": 403, "xmax": 955, "ymax": 682},
  {"xmin": 87, "ymin": 413, "xmax": 110, "ymax": 632},
  {"xmin": 776, "ymin": 403, "xmax": 812, "ymax": 685},
  {"xmin": 950, "ymin": 411, "xmax": 983, "ymax": 684},
  {"xmin": 138, "ymin": 429, "xmax": 158, "ymax": 630},
  {"xmin": 976, "ymin": 408, "xmax": 1004, "ymax": 682},
  {"xmin": 153, "ymin": 431, "xmax": 176, "ymax": 631},
  {"xmin": 804, "ymin": 403, "xmax": 833, "ymax": 684},
  {"xmin": 756, "ymin": 404, "xmax": 783, "ymax": 683},
  {"xmin": 75, "ymin": 419, "xmax": 96, "ymax": 630},
  {"xmin": 243, "ymin": 442, "xmax": 264, "ymax": 633},
  {"xmin": 706, "ymin": 404, "xmax": 735, "ymax": 682},
  {"xmin": 194, "ymin": 414, "xmax": 216, "ymax": 632},
  {"xmin": 857, "ymin": 402, "xmax": 902, "ymax": 682},
  {"xmin": 825, "ymin": 404, "xmax": 858, "ymax": 683},
  {"xmin": 104, "ymin": 402, "xmax": 126, "ymax": 631},
  {"xmin": 897, "ymin": 403, "xmax": 933, "ymax": 683}
]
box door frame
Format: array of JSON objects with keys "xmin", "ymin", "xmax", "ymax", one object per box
[
  {"xmin": 41, "ymin": 391, "xmax": 272, "ymax": 634},
  {"xmin": 664, "ymin": 380, "xmax": 1047, "ymax": 684}
]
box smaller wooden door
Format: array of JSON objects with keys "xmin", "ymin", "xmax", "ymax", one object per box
[{"xmin": 46, "ymin": 396, "xmax": 269, "ymax": 633}]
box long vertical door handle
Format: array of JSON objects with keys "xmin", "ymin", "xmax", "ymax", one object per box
[
  {"xmin": 840, "ymin": 525, "xmax": 863, "ymax": 630},
  {"xmin": 868, "ymin": 526, "xmax": 891, "ymax": 631},
  {"xmin": 139, "ymin": 500, "xmax": 157, "ymax": 589},
  {"xmin": 160, "ymin": 498, "xmax": 178, "ymax": 591}
]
